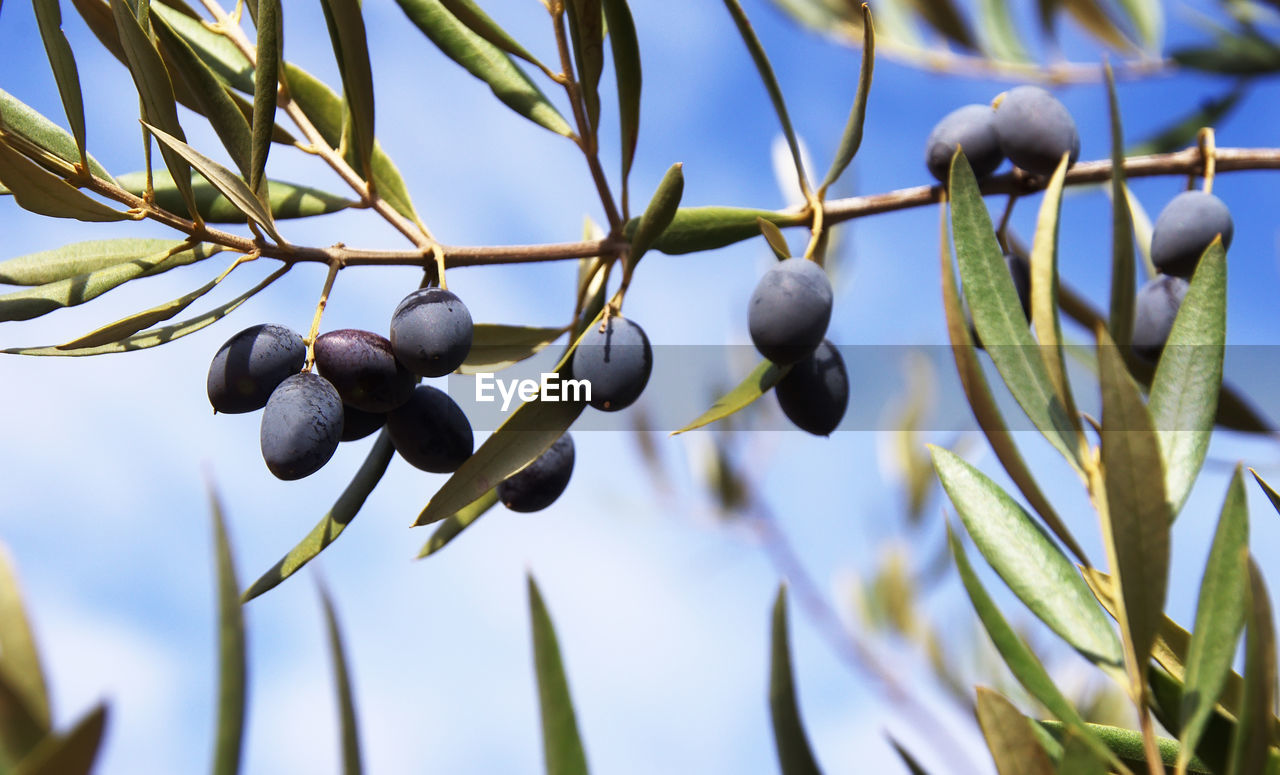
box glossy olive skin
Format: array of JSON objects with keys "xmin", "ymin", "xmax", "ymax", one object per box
[
  {"xmin": 1132, "ymin": 275, "xmax": 1189, "ymax": 363},
  {"xmin": 1150, "ymin": 191, "xmax": 1234, "ymax": 277},
  {"xmin": 497, "ymin": 434, "xmax": 575, "ymax": 512},
  {"xmin": 390, "ymin": 288, "xmax": 474, "ymax": 378},
  {"xmin": 926, "ymin": 104, "xmax": 1003, "ymax": 183},
  {"xmin": 570, "ymin": 316, "xmax": 652, "ymax": 411},
  {"xmin": 386, "ymin": 385, "xmax": 474, "ymax": 473},
  {"xmin": 340, "ymin": 404, "xmax": 387, "ymax": 442},
  {"xmin": 207, "ymin": 324, "xmax": 305, "ymax": 413},
  {"xmin": 314, "ymin": 329, "xmax": 416, "ymax": 412},
  {"xmin": 747, "ymin": 257, "xmax": 833, "ymax": 365},
  {"xmin": 260, "ymin": 373, "xmax": 344, "ymax": 480},
  {"xmin": 775, "ymin": 340, "xmax": 849, "ymax": 436},
  {"xmin": 992, "ymin": 86, "xmax": 1080, "ymax": 175}
]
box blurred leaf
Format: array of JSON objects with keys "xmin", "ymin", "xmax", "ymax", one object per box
[
  {"xmin": 458, "ymin": 324, "xmax": 568, "ymax": 374},
  {"xmin": 1097, "ymin": 322, "xmax": 1171, "ymax": 675},
  {"xmin": 0, "ymin": 140, "xmax": 125, "ymax": 222},
  {"xmin": 0, "ymin": 548, "xmax": 50, "ymax": 742},
  {"xmin": 111, "ymin": 0, "xmax": 197, "ymax": 218},
  {"xmin": 1061, "ymin": 0, "xmax": 1136, "ymax": 52},
  {"xmin": 887, "ymin": 736, "xmax": 931, "ymax": 775},
  {"xmin": 208, "ymin": 487, "xmax": 245, "ymax": 775},
  {"xmin": 673, "ymin": 359, "xmax": 790, "ymax": 435},
  {"xmin": 150, "ymin": 1, "xmax": 254, "ymax": 93},
  {"xmin": 950, "ymin": 151, "xmax": 1082, "ymax": 471},
  {"xmin": 394, "ymin": 0, "xmax": 574, "ymax": 137},
  {"xmin": 976, "ymin": 687, "xmax": 1054, "ymax": 775},
  {"xmin": 1037, "ymin": 721, "xmax": 1211, "ymax": 774},
  {"xmin": 143, "ymin": 122, "xmax": 284, "ymax": 242},
  {"xmin": 439, "ymin": 0, "xmax": 547, "ymax": 69},
  {"xmin": 417, "ymin": 487, "xmax": 499, "ymax": 558},
  {"xmin": 1178, "ymin": 466, "xmax": 1249, "ymax": 775},
  {"xmin": 1130, "ymin": 85, "xmax": 1245, "ymax": 157},
  {"xmin": 723, "ymin": 0, "xmax": 808, "ymax": 194},
  {"xmin": 283, "ymin": 63, "xmax": 419, "ymax": 221},
  {"xmin": 250, "ymin": 0, "xmax": 281, "ymax": 198},
  {"xmin": 1105, "ymin": 64, "xmax": 1135, "ymax": 349},
  {"xmin": 242, "ymin": 432, "xmax": 395, "ymax": 602},
  {"xmin": 0, "ymin": 676, "xmax": 47, "ymax": 769},
  {"xmin": 932, "ymin": 446, "xmax": 1122, "ymax": 667},
  {"xmin": 528, "ymin": 575, "xmax": 589, "ymax": 775},
  {"xmin": 1249, "ymin": 468, "xmax": 1280, "ymax": 517},
  {"xmin": 906, "ymin": 0, "xmax": 978, "ymax": 51},
  {"xmin": 758, "ymin": 217, "xmax": 791, "ymax": 259},
  {"xmin": 637, "ymin": 206, "xmax": 807, "ymax": 255},
  {"xmin": 628, "ymin": 162, "xmax": 683, "ymax": 267},
  {"xmin": 1113, "ymin": 0, "xmax": 1162, "ymax": 50},
  {"xmin": 1149, "ymin": 667, "xmax": 1235, "ymax": 775},
  {"xmin": 0, "ymin": 238, "xmax": 187, "ymax": 285},
  {"xmin": 1120, "ymin": 184, "xmax": 1156, "ymax": 281},
  {"xmin": 820, "ymin": 4, "xmax": 874, "ymax": 191},
  {"xmin": 0, "ymin": 242, "xmax": 215, "ymax": 322},
  {"xmin": 318, "ymin": 585, "xmax": 362, "ymax": 775},
  {"xmin": 769, "ymin": 588, "xmax": 822, "ymax": 775},
  {"xmin": 4, "ymin": 264, "xmax": 289, "ymax": 356},
  {"xmin": 116, "ymin": 170, "xmax": 353, "ymax": 222},
  {"xmin": 938, "ymin": 202, "xmax": 1087, "ymax": 564},
  {"xmin": 12, "ymin": 703, "xmax": 107, "ymax": 775},
  {"xmin": 1174, "ymin": 32, "xmax": 1280, "ymax": 75},
  {"xmin": 565, "ymin": 0, "xmax": 603, "ymax": 132},
  {"xmin": 602, "ymin": 0, "xmax": 640, "ymax": 213},
  {"xmin": 33, "ymin": 0, "xmax": 88, "ymax": 167},
  {"xmin": 1227, "ymin": 560, "xmax": 1276, "ymax": 775},
  {"xmin": 1056, "ymin": 730, "xmax": 1108, "ymax": 775},
  {"xmin": 0, "ymin": 88, "xmax": 113, "ymax": 182},
  {"xmin": 318, "ymin": 0, "xmax": 374, "ymax": 182},
  {"xmin": 976, "ymin": 0, "xmax": 1029, "ymax": 62},
  {"xmin": 1149, "ymin": 240, "xmax": 1226, "ymax": 518}
]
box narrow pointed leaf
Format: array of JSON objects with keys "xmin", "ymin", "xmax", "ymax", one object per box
[
  {"xmin": 116, "ymin": 170, "xmax": 353, "ymax": 222},
  {"xmin": 394, "ymin": 0, "xmax": 573, "ymax": 137},
  {"xmin": 1061, "ymin": 0, "xmax": 1137, "ymax": 52},
  {"xmin": 821, "ymin": 4, "xmax": 874, "ymax": 190},
  {"xmin": 758, "ymin": 216, "xmax": 791, "ymax": 260},
  {"xmin": 932, "ymin": 446, "xmax": 1122, "ymax": 667},
  {"xmin": 528, "ymin": 575, "xmax": 589, "ymax": 775},
  {"xmin": 0, "ymin": 88, "xmax": 113, "ymax": 182},
  {"xmin": 250, "ymin": 0, "xmax": 281, "ymax": 196},
  {"xmin": 672, "ymin": 359, "xmax": 790, "ymax": 435},
  {"xmin": 887, "ymin": 737, "xmax": 931, "ymax": 775},
  {"xmin": 4, "ymin": 265, "xmax": 289, "ymax": 356},
  {"xmin": 0, "ymin": 238, "xmax": 186, "ymax": 286},
  {"xmin": 0, "ymin": 141, "xmax": 125, "ymax": 222},
  {"xmin": 1149, "ymin": 666, "xmax": 1236, "ymax": 775},
  {"xmin": 439, "ymin": 0, "xmax": 547, "ymax": 69},
  {"xmin": 33, "ymin": 0, "xmax": 88, "ymax": 167},
  {"xmin": 0, "ymin": 675, "xmax": 46, "ymax": 768},
  {"xmin": 602, "ymin": 0, "xmax": 640, "ymax": 212},
  {"xmin": 565, "ymin": 0, "xmax": 603, "ymax": 132},
  {"xmin": 628, "ymin": 162, "xmax": 683, "ymax": 266},
  {"xmin": 0, "ymin": 549, "xmax": 50, "ymax": 736},
  {"xmin": 318, "ymin": 585, "xmax": 362, "ymax": 775},
  {"xmin": 1105, "ymin": 64, "xmax": 1135, "ymax": 349},
  {"xmin": 769, "ymin": 587, "xmax": 822, "ymax": 775},
  {"xmin": 1250, "ymin": 469, "xmax": 1280, "ymax": 518},
  {"xmin": 1226, "ymin": 560, "xmax": 1276, "ymax": 775},
  {"xmin": 1149, "ymin": 240, "xmax": 1226, "ymax": 517},
  {"xmin": 12, "ymin": 703, "xmax": 107, "ymax": 775},
  {"xmin": 150, "ymin": 1, "xmax": 254, "ymax": 93},
  {"xmin": 242, "ymin": 432, "xmax": 395, "ymax": 602},
  {"xmin": 209, "ymin": 488, "xmax": 245, "ymax": 775},
  {"xmin": 976, "ymin": 688, "xmax": 1054, "ymax": 775},
  {"xmin": 417, "ymin": 487, "xmax": 499, "ymax": 558},
  {"xmin": 634, "ymin": 206, "xmax": 807, "ymax": 255},
  {"xmin": 1178, "ymin": 467, "xmax": 1249, "ymax": 775},
  {"xmin": 949, "ymin": 151, "xmax": 1081, "ymax": 470},
  {"xmin": 976, "ymin": 0, "xmax": 1029, "ymax": 62},
  {"xmin": 1056, "ymin": 731, "xmax": 1108, "ymax": 775},
  {"xmin": 458, "ymin": 324, "xmax": 568, "ymax": 374},
  {"xmin": 912, "ymin": 0, "xmax": 978, "ymax": 50},
  {"xmin": 318, "ymin": 0, "xmax": 374, "ymax": 181},
  {"xmin": 1113, "ymin": 0, "xmax": 1161, "ymax": 51}
]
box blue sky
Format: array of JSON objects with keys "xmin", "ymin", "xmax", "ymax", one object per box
[{"xmin": 2, "ymin": 1, "xmax": 1280, "ymax": 773}]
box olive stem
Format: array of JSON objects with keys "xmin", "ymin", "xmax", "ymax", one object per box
[
  {"xmin": 994, "ymin": 193, "xmax": 1018, "ymax": 253},
  {"xmin": 1198, "ymin": 127, "xmax": 1216, "ymax": 196},
  {"xmin": 303, "ymin": 259, "xmax": 342, "ymax": 372},
  {"xmin": 801, "ymin": 194, "xmax": 826, "ymax": 263}
]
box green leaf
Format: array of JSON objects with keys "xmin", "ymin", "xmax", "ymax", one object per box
[
  {"xmin": 0, "ymin": 674, "xmax": 46, "ymax": 769},
  {"xmin": 318, "ymin": 0, "xmax": 374, "ymax": 182},
  {"xmin": 949, "ymin": 151, "xmax": 1082, "ymax": 470},
  {"xmin": 1037, "ymin": 721, "xmax": 1211, "ymax": 775},
  {"xmin": 1249, "ymin": 468, "xmax": 1280, "ymax": 518},
  {"xmin": 976, "ymin": 0, "xmax": 1029, "ymax": 62},
  {"xmin": 1061, "ymin": 0, "xmax": 1137, "ymax": 52},
  {"xmin": 634, "ymin": 206, "xmax": 807, "ymax": 255},
  {"xmin": 4, "ymin": 264, "xmax": 289, "ymax": 356},
  {"xmin": 601, "ymin": 0, "xmax": 640, "ymax": 214},
  {"xmin": 1105, "ymin": 64, "xmax": 1135, "ymax": 349},
  {"xmin": 251, "ymin": 0, "xmax": 281, "ymax": 197},
  {"xmin": 0, "ymin": 140, "xmax": 125, "ymax": 222},
  {"xmin": 1097, "ymin": 322, "xmax": 1171, "ymax": 673},
  {"xmin": 283, "ymin": 63, "xmax": 419, "ymax": 222},
  {"xmin": 0, "ymin": 548, "xmax": 50, "ymax": 745},
  {"xmin": 0, "ymin": 88, "xmax": 113, "ymax": 183},
  {"xmin": 937, "ymin": 201, "xmax": 1088, "ymax": 565},
  {"xmin": 975, "ymin": 688, "xmax": 1055, "ymax": 775},
  {"xmin": 887, "ymin": 736, "xmax": 931, "ymax": 775},
  {"xmin": 672, "ymin": 359, "xmax": 789, "ymax": 435},
  {"xmin": 1174, "ymin": 33, "xmax": 1280, "ymax": 75},
  {"xmin": 11, "ymin": 703, "xmax": 108, "ymax": 775},
  {"xmin": 1149, "ymin": 240, "xmax": 1226, "ymax": 518},
  {"xmin": 758, "ymin": 216, "xmax": 791, "ymax": 260},
  {"xmin": 150, "ymin": 1, "xmax": 254, "ymax": 93},
  {"xmin": 820, "ymin": 4, "xmax": 873, "ymax": 191},
  {"xmin": 116, "ymin": 170, "xmax": 353, "ymax": 222},
  {"xmin": 242, "ymin": 432, "xmax": 395, "ymax": 603},
  {"xmin": 1113, "ymin": 0, "xmax": 1161, "ymax": 50},
  {"xmin": 1056, "ymin": 730, "xmax": 1108, "ymax": 775},
  {"xmin": 0, "ymin": 238, "xmax": 186, "ymax": 286},
  {"xmin": 393, "ymin": 0, "xmax": 574, "ymax": 137},
  {"xmin": 318, "ymin": 584, "xmax": 362, "ymax": 775},
  {"xmin": 417, "ymin": 487, "xmax": 499, "ymax": 558},
  {"xmin": 208, "ymin": 487, "xmax": 245, "ymax": 775},
  {"xmin": 722, "ymin": 0, "xmax": 808, "ymax": 196},
  {"xmin": 0, "ymin": 242, "xmax": 215, "ymax": 322},
  {"xmin": 768, "ymin": 587, "xmax": 822, "ymax": 775},
  {"xmin": 528, "ymin": 575, "xmax": 589, "ymax": 775},
  {"xmin": 910, "ymin": 0, "xmax": 978, "ymax": 51},
  {"xmin": 1148, "ymin": 666, "xmax": 1235, "ymax": 775},
  {"xmin": 111, "ymin": 0, "xmax": 197, "ymax": 219},
  {"xmin": 458, "ymin": 324, "xmax": 568, "ymax": 374},
  {"xmin": 439, "ymin": 0, "xmax": 548, "ymax": 69},
  {"xmin": 1178, "ymin": 466, "xmax": 1249, "ymax": 775},
  {"xmin": 628, "ymin": 162, "xmax": 683, "ymax": 266},
  {"xmin": 565, "ymin": 0, "xmax": 603, "ymax": 132},
  {"xmin": 1226, "ymin": 559, "xmax": 1276, "ymax": 775},
  {"xmin": 33, "ymin": 0, "xmax": 88, "ymax": 168},
  {"xmin": 931, "ymin": 446, "xmax": 1122, "ymax": 667},
  {"xmin": 143, "ymin": 122, "xmax": 284, "ymax": 242}
]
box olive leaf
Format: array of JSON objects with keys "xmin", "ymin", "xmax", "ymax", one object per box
[
  {"xmin": 565, "ymin": 0, "xmax": 603, "ymax": 133},
  {"xmin": 33, "ymin": 0, "xmax": 88, "ymax": 167},
  {"xmin": 528, "ymin": 575, "xmax": 590, "ymax": 775},
  {"xmin": 11, "ymin": 703, "xmax": 108, "ymax": 775},
  {"xmin": 417, "ymin": 487, "xmax": 500, "ymax": 558},
  {"xmin": 630, "ymin": 206, "xmax": 806, "ymax": 255},
  {"xmin": 601, "ymin": 0, "xmax": 641, "ymax": 213},
  {"xmin": 627, "ymin": 162, "xmax": 683, "ymax": 267},
  {"xmin": 0, "ymin": 546, "xmax": 51, "ymax": 761},
  {"xmin": 1105, "ymin": 64, "xmax": 1136, "ymax": 349},
  {"xmin": 317, "ymin": 584, "xmax": 362, "ymax": 775},
  {"xmin": 208, "ymin": 487, "xmax": 246, "ymax": 775},
  {"xmin": 0, "ymin": 140, "xmax": 125, "ymax": 223},
  {"xmin": 820, "ymin": 4, "xmax": 874, "ymax": 191},
  {"xmin": 0, "ymin": 88, "xmax": 113, "ymax": 183},
  {"xmin": 115, "ymin": 171, "xmax": 353, "ymax": 222},
  {"xmin": 975, "ymin": 688, "xmax": 1055, "ymax": 775},
  {"xmin": 0, "ymin": 238, "xmax": 187, "ymax": 286},
  {"xmin": 673, "ymin": 359, "xmax": 790, "ymax": 435},
  {"xmin": 768, "ymin": 587, "xmax": 823, "ymax": 775},
  {"xmin": 251, "ymin": 0, "xmax": 281, "ymax": 197},
  {"xmin": 318, "ymin": 0, "xmax": 374, "ymax": 182},
  {"xmin": 1226, "ymin": 560, "xmax": 1277, "ymax": 775},
  {"xmin": 458, "ymin": 324, "xmax": 568, "ymax": 374},
  {"xmin": 439, "ymin": 0, "xmax": 548, "ymax": 70}
]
